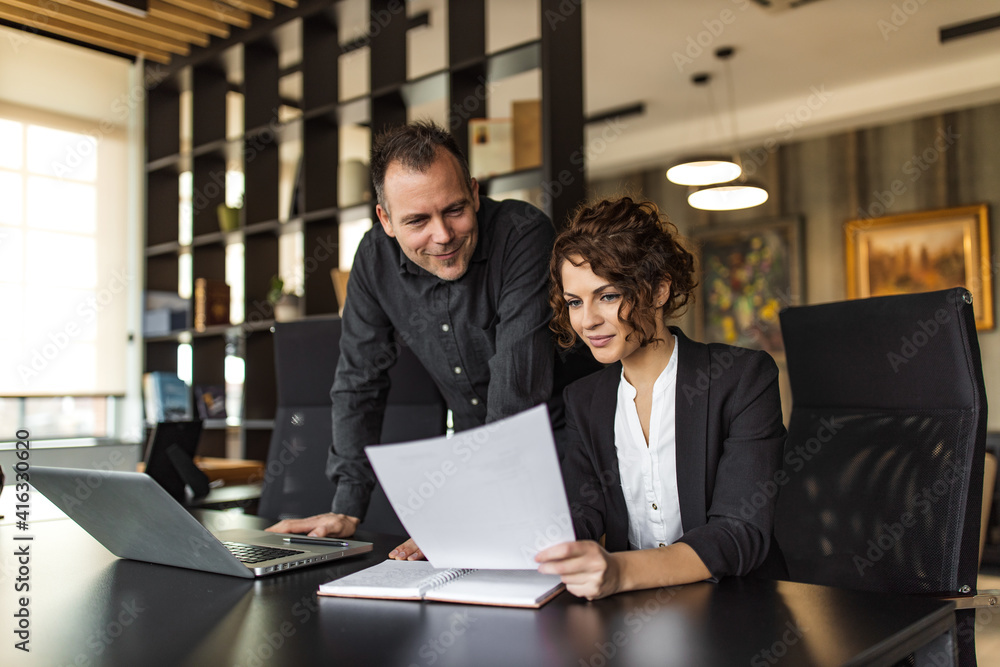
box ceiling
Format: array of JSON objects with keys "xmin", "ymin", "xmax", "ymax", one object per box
[
  {"xmin": 1, "ymin": 0, "xmax": 998, "ymax": 179},
  {"xmin": 581, "ymin": 0, "xmax": 1000, "ymax": 178},
  {"xmin": 0, "ymin": 0, "xmax": 298, "ymax": 64}
]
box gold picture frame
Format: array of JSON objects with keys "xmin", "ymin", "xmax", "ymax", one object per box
[{"xmin": 845, "ymin": 204, "xmax": 993, "ymax": 330}]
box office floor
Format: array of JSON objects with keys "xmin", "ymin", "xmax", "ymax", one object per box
[{"xmin": 977, "ymin": 566, "xmax": 1000, "ymax": 666}]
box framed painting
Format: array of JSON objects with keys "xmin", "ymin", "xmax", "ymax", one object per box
[
  {"xmin": 844, "ymin": 204, "xmax": 992, "ymax": 330},
  {"xmin": 692, "ymin": 217, "xmax": 804, "ymax": 354}
]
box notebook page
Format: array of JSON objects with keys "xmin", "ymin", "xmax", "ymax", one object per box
[
  {"xmin": 319, "ymin": 560, "xmax": 446, "ymax": 599},
  {"xmin": 366, "ymin": 405, "xmax": 575, "ymax": 569},
  {"xmin": 424, "ymin": 570, "xmax": 565, "ymax": 608}
]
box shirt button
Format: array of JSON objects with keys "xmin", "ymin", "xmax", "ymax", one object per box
[
  {"xmin": 658, "ymin": 543, "xmax": 666, "ymax": 548},
  {"xmin": 652, "ymin": 503, "xmax": 658, "ymax": 510},
  {"xmin": 453, "ymin": 366, "xmax": 462, "ymax": 374},
  {"xmin": 471, "ymin": 398, "xmax": 480, "ymax": 406},
  {"xmin": 441, "ymin": 324, "xmax": 450, "ymax": 332}
]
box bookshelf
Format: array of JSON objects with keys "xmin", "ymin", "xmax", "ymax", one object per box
[{"xmin": 142, "ymin": 0, "xmax": 584, "ymax": 460}]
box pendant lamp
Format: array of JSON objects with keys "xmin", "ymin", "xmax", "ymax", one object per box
[
  {"xmin": 666, "ymin": 73, "xmax": 742, "ymax": 187},
  {"xmin": 666, "ymin": 157, "xmax": 742, "ymax": 187},
  {"xmin": 688, "ymin": 182, "xmax": 769, "ymax": 210},
  {"xmin": 679, "ymin": 48, "xmax": 769, "ymax": 211}
]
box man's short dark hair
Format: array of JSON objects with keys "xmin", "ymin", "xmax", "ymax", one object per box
[{"xmin": 370, "ymin": 121, "xmax": 473, "ymax": 212}]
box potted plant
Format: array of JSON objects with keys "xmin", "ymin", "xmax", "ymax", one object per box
[{"xmin": 267, "ymin": 275, "xmax": 302, "ymax": 322}]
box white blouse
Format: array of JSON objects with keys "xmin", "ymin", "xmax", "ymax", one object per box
[{"xmin": 614, "ymin": 335, "xmax": 683, "ymax": 550}]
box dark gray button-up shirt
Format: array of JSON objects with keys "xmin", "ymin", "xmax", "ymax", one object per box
[{"xmin": 328, "ymin": 196, "xmax": 556, "ymax": 518}]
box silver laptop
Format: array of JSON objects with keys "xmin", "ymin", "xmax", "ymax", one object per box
[{"xmin": 29, "ymin": 466, "xmax": 372, "ymax": 578}]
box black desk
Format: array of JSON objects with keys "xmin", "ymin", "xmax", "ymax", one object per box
[
  {"xmin": 0, "ymin": 510, "xmax": 956, "ymax": 666},
  {"xmin": 188, "ymin": 482, "xmax": 263, "ymax": 513}
]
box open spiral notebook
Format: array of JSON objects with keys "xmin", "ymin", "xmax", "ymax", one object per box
[{"xmin": 318, "ymin": 560, "xmax": 565, "ymax": 608}]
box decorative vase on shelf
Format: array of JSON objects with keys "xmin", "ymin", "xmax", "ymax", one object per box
[
  {"xmin": 339, "ymin": 159, "xmax": 371, "ymax": 207},
  {"xmin": 217, "ymin": 204, "xmax": 240, "ymax": 233},
  {"xmin": 273, "ymin": 294, "xmax": 301, "ymax": 322}
]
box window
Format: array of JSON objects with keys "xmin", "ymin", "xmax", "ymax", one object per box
[{"xmin": 0, "ymin": 103, "xmax": 129, "ymax": 438}]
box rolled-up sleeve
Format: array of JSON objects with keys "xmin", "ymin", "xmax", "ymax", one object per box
[{"xmin": 676, "ymin": 350, "xmax": 786, "ymax": 577}]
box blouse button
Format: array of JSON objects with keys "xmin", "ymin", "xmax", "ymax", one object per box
[{"xmin": 651, "ymin": 503, "xmax": 658, "ymax": 510}]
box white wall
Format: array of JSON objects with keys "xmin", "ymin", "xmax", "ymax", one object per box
[
  {"xmin": 0, "ymin": 26, "xmax": 144, "ymax": 442},
  {"xmin": 597, "ymin": 100, "xmax": 1000, "ymax": 430}
]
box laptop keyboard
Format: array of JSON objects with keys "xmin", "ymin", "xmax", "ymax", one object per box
[{"xmin": 223, "ymin": 542, "xmax": 305, "ymax": 564}]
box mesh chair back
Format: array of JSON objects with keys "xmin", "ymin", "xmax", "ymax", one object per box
[
  {"xmin": 774, "ymin": 288, "xmax": 986, "ymax": 597},
  {"xmin": 258, "ymin": 405, "xmax": 337, "ymax": 519},
  {"xmin": 257, "ymin": 317, "xmax": 447, "ymax": 534},
  {"xmin": 258, "ymin": 317, "xmax": 343, "ymax": 520},
  {"xmin": 365, "ymin": 348, "xmax": 449, "ymax": 535}
]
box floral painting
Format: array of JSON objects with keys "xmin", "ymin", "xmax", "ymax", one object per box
[
  {"xmin": 693, "ymin": 218, "xmax": 803, "ymax": 354},
  {"xmin": 845, "ymin": 205, "xmax": 992, "ymax": 330}
]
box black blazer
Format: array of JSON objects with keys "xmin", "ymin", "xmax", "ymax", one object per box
[{"xmin": 561, "ymin": 327, "xmax": 787, "ymax": 578}]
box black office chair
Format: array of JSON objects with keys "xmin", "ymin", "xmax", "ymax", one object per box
[
  {"xmin": 257, "ymin": 316, "xmax": 447, "ymax": 536},
  {"xmin": 774, "ymin": 288, "xmax": 991, "ymax": 665}
]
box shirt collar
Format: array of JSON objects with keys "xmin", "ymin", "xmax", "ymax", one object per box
[{"xmin": 619, "ymin": 334, "xmax": 679, "ymax": 396}]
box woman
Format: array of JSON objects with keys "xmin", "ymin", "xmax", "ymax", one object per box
[{"xmin": 534, "ymin": 196, "xmax": 786, "ymax": 600}]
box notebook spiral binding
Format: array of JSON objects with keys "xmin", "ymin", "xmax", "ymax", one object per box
[{"xmin": 425, "ymin": 568, "xmax": 475, "ymax": 590}]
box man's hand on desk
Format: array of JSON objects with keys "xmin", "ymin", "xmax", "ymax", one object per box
[
  {"xmin": 265, "ymin": 512, "xmax": 360, "ymax": 538},
  {"xmin": 388, "ymin": 538, "xmax": 426, "ymax": 561}
]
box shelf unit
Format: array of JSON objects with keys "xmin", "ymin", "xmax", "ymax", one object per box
[{"xmin": 142, "ymin": 0, "xmax": 583, "ymax": 461}]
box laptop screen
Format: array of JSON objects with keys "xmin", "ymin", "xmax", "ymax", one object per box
[{"xmin": 143, "ymin": 420, "xmax": 206, "ymax": 501}]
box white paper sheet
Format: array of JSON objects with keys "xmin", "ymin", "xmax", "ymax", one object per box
[{"xmin": 365, "ymin": 404, "xmax": 576, "ymax": 569}]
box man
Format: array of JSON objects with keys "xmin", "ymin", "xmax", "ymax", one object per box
[{"xmin": 267, "ymin": 121, "xmax": 562, "ymax": 539}]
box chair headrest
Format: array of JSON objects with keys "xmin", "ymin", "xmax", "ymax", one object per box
[
  {"xmin": 779, "ymin": 288, "xmax": 983, "ymax": 410},
  {"xmin": 274, "ymin": 316, "xmax": 342, "ymax": 407}
]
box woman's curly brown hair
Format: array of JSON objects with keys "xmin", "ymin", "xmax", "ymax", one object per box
[{"xmin": 549, "ymin": 196, "xmax": 697, "ymax": 349}]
